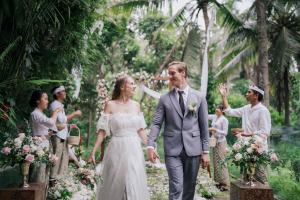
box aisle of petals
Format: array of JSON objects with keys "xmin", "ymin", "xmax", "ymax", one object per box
[{"xmin": 48, "ymin": 161, "xmax": 222, "ymax": 200}]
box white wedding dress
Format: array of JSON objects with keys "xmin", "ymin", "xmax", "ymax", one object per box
[{"xmin": 96, "ymin": 112, "xmax": 149, "ymax": 200}]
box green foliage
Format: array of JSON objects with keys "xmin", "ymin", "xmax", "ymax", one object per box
[
  {"xmin": 136, "ymin": 11, "xmax": 177, "ymax": 73},
  {"xmin": 269, "ymin": 167, "xmax": 300, "ymax": 200},
  {"xmin": 269, "ymin": 107, "xmax": 284, "ymax": 126},
  {"xmin": 206, "ymin": 72, "xmax": 218, "ymax": 114},
  {"xmin": 220, "ymin": 93, "xmax": 246, "ymax": 144}
]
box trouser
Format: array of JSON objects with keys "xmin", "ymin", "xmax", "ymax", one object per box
[
  {"xmin": 165, "ymin": 149, "xmax": 200, "ymax": 200},
  {"xmin": 50, "ymin": 136, "xmax": 69, "ymax": 179}
]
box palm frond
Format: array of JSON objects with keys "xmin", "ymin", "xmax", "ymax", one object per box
[
  {"xmin": 0, "ymin": 36, "xmax": 22, "ymax": 65},
  {"xmin": 215, "ymin": 45, "xmax": 256, "ymax": 78},
  {"xmin": 213, "ymin": 0, "xmax": 244, "ymax": 31},
  {"xmin": 182, "ymin": 25, "xmax": 202, "ymax": 71},
  {"xmin": 271, "ymin": 27, "xmax": 300, "ymax": 71},
  {"xmin": 226, "ymin": 25, "xmax": 257, "ymax": 48},
  {"xmin": 108, "ymin": 0, "xmax": 150, "ymax": 14}
]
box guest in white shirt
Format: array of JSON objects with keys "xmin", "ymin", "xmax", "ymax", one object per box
[
  {"xmin": 49, "ymin": 86, "xmax": 81, "ymax": 185},
  {"xmin": 219, "ymin": 83, "xmax": 271, "ymax": 184},
  {"xmin": 208, "ymin": 104, "xmax": 230, "ymax": 191},
  {"xmin": 29, "ymin": 90, "xmax": 61, "ymax": 184}
]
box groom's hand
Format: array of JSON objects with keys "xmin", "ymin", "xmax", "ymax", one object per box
[
  {"xmin": 201, "ymin": 153, "xmax": 210, "ymax": 168},
  {"xmin": 147, "ymin": 148, "xmax": 159, "ymax": 163}
]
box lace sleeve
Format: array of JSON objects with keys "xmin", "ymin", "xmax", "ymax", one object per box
[
  {"xmin": 138, "ymin": 112, "xmax": 147, "ymax": 129},
  {"xmin": 96, "ymin": 113, "xmax": 110, "ymax": 136}
]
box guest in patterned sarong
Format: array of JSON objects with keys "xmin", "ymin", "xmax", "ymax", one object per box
[
  {"xmin": 208, "ymin": 104, "xmax": 230, "ymax": 191},
  {"xmin": 29, "ymin": 90, "xmax": 61, "ymax": 183}
]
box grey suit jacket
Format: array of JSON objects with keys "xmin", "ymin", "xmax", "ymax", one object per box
[{"xmin": 148, "ymin": 87, "xmax": 209, "ymax": 157}]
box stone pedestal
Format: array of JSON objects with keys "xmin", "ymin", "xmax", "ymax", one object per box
[
  {"xmin": 0, "ymin": 183, "xmax": 46, "ymax": 200},
  {"xmin": 230, "ymin": 180, "xmax": 274, "ymax": 200}
]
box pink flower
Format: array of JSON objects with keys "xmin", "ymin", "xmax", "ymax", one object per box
[
  {"xmin": 25, "ymin": 154, "xmax": 35, "ymax": 163},
  {"xmin": 270, "ymin": 153, "xmax": 279, "ymax": 162},
  {"xmin": 1, "ymin": 147, "xmax": 11, "ymax": 155},
  {"xmin": 257, "ymin": 147, "xmax": 265, "ymax": 154},
  {"xmin": 22, "ymin": 145, "xmax": 31, "ymax": 154},
  {"xmin": 70, "ymin": 124, "xmax": 78, "ymax": 129}
]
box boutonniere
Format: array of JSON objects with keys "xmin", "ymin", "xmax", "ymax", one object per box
[{"xmin": 188, "ymin": 102, "xmax": 197, "ymax": 117}]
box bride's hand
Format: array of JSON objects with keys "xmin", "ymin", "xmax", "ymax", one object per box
[{"xmin": 88, "ymin": 154, "xmax": 96, "ymax": 165}]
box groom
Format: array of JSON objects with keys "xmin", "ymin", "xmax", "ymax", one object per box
[{"xmin": 148, "ymin": 61, "xmax": 210, "ymax": 200}]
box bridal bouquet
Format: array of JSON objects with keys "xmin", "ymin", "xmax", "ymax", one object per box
[
  {"xmin": 226, "ymin": 134, "xmax": 279, "ymax": 180},
  {"xmin": 0, "ymin": 133, "xmax": 51, "ymax": 167}
]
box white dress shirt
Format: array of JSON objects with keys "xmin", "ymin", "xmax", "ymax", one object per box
[
  {"xmin": 49, "ymin": 100, "xmax": 68, "ymax": 140},
  {"xmin": 30, "ymin": 108, "xmax": 57, "ymax": 136},
  {"xmin": 175, "ymin": 85, "xmax": 189, "ymax": 106},
  {"xmin": 224, "ymin": 102, "xmax": 271, "ymax": 148}
]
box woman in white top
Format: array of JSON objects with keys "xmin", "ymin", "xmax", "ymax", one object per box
[
  {"xmin": 29, "ymin": 90, "xmax": 61, "ymax": 183},
  {"xmin": 89, "ymin": 75, "xmax": 149, "ymax": 200},
  {"xmin": 208, "ymin": 104, "xmax": 230, "ymax": 191}
]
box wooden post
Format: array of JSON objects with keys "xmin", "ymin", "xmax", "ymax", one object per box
[
  {"xmin": 0, "ymin": 183, "xmax": 46, "ymax": 200},
  {"xmin": 230, "ymin": 180, "xmax": 274, "ymax": 200}
]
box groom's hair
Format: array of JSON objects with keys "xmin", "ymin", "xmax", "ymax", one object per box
[{"xmin": 168, "ymin": 61, "xmax": 188, "ymax": 78}]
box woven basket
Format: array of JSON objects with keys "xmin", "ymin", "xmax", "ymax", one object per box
[
  {"xmin": 67, "ymin": 125, "xmax": 80, "ymax": 145},
  {"xmin": 209, "ymin": 136, "xmax": 217, "ymax": 147}
]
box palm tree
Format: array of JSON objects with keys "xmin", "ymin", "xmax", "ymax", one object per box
[
  {"xmin": 268, "ymin": 0, "xmax": 300, "ymax": 125},
  {"xmin": 151, "ymin": 0, "xmax": 230, "ymax": 97},
  {"xmin": 214, "ymin": 0, "xmax": 300, "ymax": 125},
  {"xmin": 255, "ymin": 0, "xmax": 270, "ymax": 107}
]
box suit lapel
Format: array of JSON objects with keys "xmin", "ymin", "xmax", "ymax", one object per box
[{"xmin": 169, "ymin": 89, "xmax": 183, "ymax": 118}]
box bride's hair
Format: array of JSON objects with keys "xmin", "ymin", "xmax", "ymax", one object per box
[{"xmin": 112, "ymin": 74, "xmax": 130, "ymax": 100}]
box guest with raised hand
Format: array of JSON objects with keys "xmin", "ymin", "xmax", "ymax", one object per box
[
  {"xmin": 49, "ymin": 85, "xmax": 82, "ymax": 186},
  {"xmin": 219, "ymin": 83, "xmax": 271, "ymax": 184},
  {"xmin": 208, "ymin": 104, "xmax": 230, "ymax": 191},
  {"xmin": 29, "ymin": 90, "xmax": 61, "ymax": 183}
]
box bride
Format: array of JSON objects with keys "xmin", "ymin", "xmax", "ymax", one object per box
[{"xmin": 89, "ymin": 74, "xmax": 150, "ymax": 200}]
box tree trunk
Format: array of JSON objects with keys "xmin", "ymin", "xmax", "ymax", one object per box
[
  {"xmin": 284, "ymin": 66, "xmax": 290, "ymax": 126},
  {"xmin": 86, "ymin": 110, "xmax": 93, "ymax": 146},
  {"xmin": 255, "ymin": 0, "xmax": 270, "ymax": 107},
  {"xmin": 202, "ymin": 1, "xmax": 209, "ymax": 31},
  {"xmin": 200, "ymin": 2, "xmax": 211, "ymax": 97},
  {"xmin": 276, "ymin": 81, "xmax": 282, "ymax": 114}
]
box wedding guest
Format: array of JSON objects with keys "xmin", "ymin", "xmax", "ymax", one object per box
[
  {"xmin": 208, "ymin": 105, "xmax": 230, "ymax": 191},
  {"xmin": 219, "ymin": 83, "xmax": 271, "ymax": 184},
  {"xmin": 49, "ymin": 85, "xmax": 82, "ymax": 185},
  {"xmin": 29, "ymin": 90, "xmax": 61, "ymax": 183}
]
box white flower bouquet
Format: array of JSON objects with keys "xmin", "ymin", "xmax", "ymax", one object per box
[{"xmin": 226, "ymin": 134, "xmax": 279, "ymax": 179}]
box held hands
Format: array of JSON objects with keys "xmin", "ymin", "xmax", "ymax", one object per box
[
  {"xmin": 147, "ymin": 148, "xmax": 160, "ymax": 163},
  {"xmin": 218, "ymin": 83, "xmax": 228, "ymax": 97}
]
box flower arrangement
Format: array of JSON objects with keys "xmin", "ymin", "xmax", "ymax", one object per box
[
  {"xmin": 76, "ymin": 167, "xmax": 97, "ymax": 190},
  {"xmin": 48, "ymin": 173, "xmax": 79, "ymax": 200},
  {"xmin": 0, "ymin": 133, "xmax": 52, "ymax": 167},
  {"xmin": 226, "ymin": 134, "xmax": 279, "ymax": 182}
]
